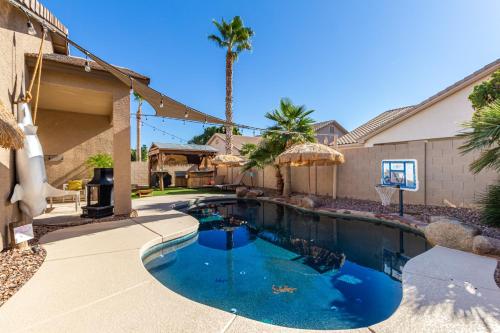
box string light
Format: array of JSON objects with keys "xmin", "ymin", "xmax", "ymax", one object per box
[
  {"xmin": 130, "ymin": 112, "xmax": 308, "ymax": 136},
  {"xmin": 15, "ymin": 2, "xmax": 309, "ymax": 140},
  {"xmin": 84, "ymin": 54, "xmax": 91, "ymax": 72},
  {"xmin": 139, "ymin": 119, "xmax": 188, "ymax": 143},
  {"xmin": 27, "ymin": 19, "xmax": 36, "ymax": 35}
]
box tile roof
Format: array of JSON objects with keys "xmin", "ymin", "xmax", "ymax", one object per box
[
  {"xmin": 151, "ymin": 142, "xmax": 218, "ymax": 153},
  {"xmin": 25, "ymin": 53, "xmax": 150, "ymax": 82},
  {"xmin": 337, "ymin": 106, "xmax": 414, "ymax": 145}
]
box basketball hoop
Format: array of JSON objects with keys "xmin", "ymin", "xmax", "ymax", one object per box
[{"xmin": 375, "ymin": 184, "xmax": 397, "ymax": 206}]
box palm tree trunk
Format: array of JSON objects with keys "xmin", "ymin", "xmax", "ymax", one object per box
[
  {"xmin": 225, "ymin": 51, "xmax": 234, "ymax": 155},
  {"xmin": 136, "ymin": 102, "xmax": 142, "ymax": 162}
]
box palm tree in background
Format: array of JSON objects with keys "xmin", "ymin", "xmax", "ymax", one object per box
[
  {"xmin": 208, "ymin": 16, "xmax": 254, "ymax": 154},
  {"xmin": 242, "ymin": 98, "xmax": 316, "ymax": 194},
  {"xmin": 133, "ymin": 92, "xmax": 144, "ymax": 162}
]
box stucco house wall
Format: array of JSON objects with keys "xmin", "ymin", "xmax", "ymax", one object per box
[
  {"xmin": 37, "ymin": 109, "xmax": 113, "ymax": 187},
  {"xmin": 364, "ymin": 76, "xmax": 491, "ymax": 147},
  {"xmin": 0, "ymin": 1, "xmax": 57, "ymax": 249}
]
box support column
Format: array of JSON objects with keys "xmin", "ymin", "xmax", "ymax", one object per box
[
  {"xmin": 283, "ymin": 164, "xmax": 292, "ymax": 196},
  {"xmin": 112, "ymin": 91, "xmax": 131, "ymax": 215},
  {"xmin": 332, "ymin": 164, "xmax": 338, "ymax": 199}
]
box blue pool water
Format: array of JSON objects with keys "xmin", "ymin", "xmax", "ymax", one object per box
[{"xmin": 144, "ymin": 200, "xmax": 428, "ymax": 330}]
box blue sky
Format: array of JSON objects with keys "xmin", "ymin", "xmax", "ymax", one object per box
[{"xmin": 42, "ymin": 0, "xmax": 500, "ymax": 147}]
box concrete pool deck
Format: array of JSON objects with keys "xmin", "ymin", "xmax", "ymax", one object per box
[{"xmin": 0, "ymin": 194, "xmax": 499, "ymax": 332}]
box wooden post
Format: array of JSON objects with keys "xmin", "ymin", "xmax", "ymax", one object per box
[
  {"xmin": 159, "ymin": 172, "xmax": 164, "ymax": 191},
  {"xmin": 147, "ymin": 156, "xmax": 152, "ymax": 187},
  {"xmin": 332, "ymin": 164, "xmax": 337, "ymax": 199},
  {"xmin": 283, "ymin": 164, "xmax": 292, "ymax": 196},
  {"xmin": 315, "ymin": 164, "xmax": 318, "ymax": 195}
]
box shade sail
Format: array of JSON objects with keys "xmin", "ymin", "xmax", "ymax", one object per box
[
  {"xmin": 276, "ymin": 143, "xmax": 345, "ymax": 166},
  {"xmin": 49, "ymin": 32, "xmax": 226, "ymax": 125}
]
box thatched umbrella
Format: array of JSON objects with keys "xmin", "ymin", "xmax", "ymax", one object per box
[
  {"xmin": 0, "ymin": 100, "xmax": 24, "ymax": 150},
  {"xmin": 211, "ymin": 154, "xmax": 246, "ymax": 183},
  {"xmin": 276, "ymin": 143, "xmax": 345, "ymax": 198}
]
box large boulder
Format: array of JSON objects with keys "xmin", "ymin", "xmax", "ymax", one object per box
[
  {"xmin": 235, "ymin": 186, "xmax": 248, "ymax": 198},
  {"xmin": 246, "ymin": 189, "xmax": 264, "ymax": 198},
  {"xmin": 300, "ymin": 196, "xmax": 320, "ymax": 209},
  {"xmin": 289, "ymin": 195, "xmax": 304, "ymax": 206},
  {"xmin": 472, "ymin": 235, "xmax": 500, "ymax": 256},
  {"xmin": 424, "ymin": 217, "xmax": 480, "ymax": 252}
]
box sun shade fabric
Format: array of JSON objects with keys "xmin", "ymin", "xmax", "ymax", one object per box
[
  {"xmin": 54, "ymin": 32, "xmax": 226, "ymax": 126},
  {"xmin": 276, "ymin": 143, "xmax": 345, "ymax": 166},
  {"xmin": 0, "ymin": 99, "xmax": 25, "ymax": 149},
  {"xmin": 211, "ymin": 154, "xmax": 246, "ymax": 166}
]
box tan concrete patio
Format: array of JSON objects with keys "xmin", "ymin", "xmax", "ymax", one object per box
[{"xmin": 0, "ymin": 194, "xmax": 499, "ymax": 332}]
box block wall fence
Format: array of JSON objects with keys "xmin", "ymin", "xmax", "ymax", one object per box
[{"xmin": 229, "ymin": 137, "xmax": 499, "ymax": 207}]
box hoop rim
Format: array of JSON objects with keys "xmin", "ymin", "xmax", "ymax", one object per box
[{"xmin": 375, "ymin": 183, "xmax": 401, "ymax": 188}]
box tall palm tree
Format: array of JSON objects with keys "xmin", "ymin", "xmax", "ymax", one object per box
[
  {"xmin": 133, "ymin": 92, "xmax": 144, "ymax": 162},
  {"xmin": 208, "ymin": 16, "xmax": 254, "ymax": 154},
  {"xmin": 242, "ymin": 98, "xmax": 316, "ymax": 194}
]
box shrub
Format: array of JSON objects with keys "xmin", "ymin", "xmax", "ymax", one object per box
[
  {"xmin": 85, "ymin": 153, "xmax": 113, "ymax": 168},
  {"xmin": 479, "ymin": 183, "xmax": 500, "ymax": 226}
]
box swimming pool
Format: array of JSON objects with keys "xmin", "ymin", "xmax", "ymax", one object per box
[{"xmin": 143, "ymin": 199, "xmax": 429, "ymax": 330}]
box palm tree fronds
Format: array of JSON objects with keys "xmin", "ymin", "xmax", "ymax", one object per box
[{"xmin": 459, "ymin": 101, "xmax": 500, "ymax": 174}]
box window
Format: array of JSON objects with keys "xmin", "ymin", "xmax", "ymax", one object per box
[{"xmin": 329, "ymin": 126, "xmax": 335, "ymax": 134}]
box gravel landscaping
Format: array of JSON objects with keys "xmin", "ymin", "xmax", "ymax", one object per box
[
  {"xmin": 0, "ymin": 242, "xmax": 45, "ymax": 307},
  {"xmin": 317, "ymin": 197, "xmax": 500, "ymax": 240}
]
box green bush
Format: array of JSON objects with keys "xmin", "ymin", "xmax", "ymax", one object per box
[
  {"xmin": 468, "ymin": 70, "xmax": 500, "ymax": 110},
  {"xmin": 479, "ymin": 183, "xmax": 500, "ymax": 226},
  {"xmin": 86, "ymin": 153, "xmax": 113, "ymax": 168}
]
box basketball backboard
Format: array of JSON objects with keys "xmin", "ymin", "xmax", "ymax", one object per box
[{"xmin": 380, "ymin": 159, "xmax": 418, "ymax": 191}]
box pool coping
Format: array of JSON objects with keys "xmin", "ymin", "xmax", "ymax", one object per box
[{"xmin": 0, "ymin": 194, "xmax": 498, "ymax": 332}]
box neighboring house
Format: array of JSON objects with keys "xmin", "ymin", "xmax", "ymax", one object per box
[
  {"xmin": 338, "ymin": 59, "xmax": 500, "ymax": 148},
  {"xmin": 335, "ymin": 59, "xmax": 500, "ymax": 207},
  {"xmin": 207, "ymin": 133, "xmax": 262, "ymax": 156},
  {"xmin": 312, "ymin": 120, "xmax": 348, "ymax": 145}
]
